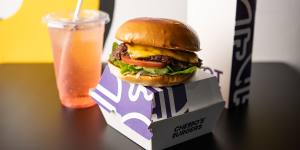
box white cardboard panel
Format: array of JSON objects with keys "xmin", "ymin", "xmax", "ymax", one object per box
[
  {"xmin": 150, "ymin": 101, "xmax": 224, "ymax": 150},
  {"xmin": 100, "ymin": 107, "xmax": 152, "ymax": 150},
  {"xmin": 188, "ymin": 0, "xmax": 237, "ymax": 107}
]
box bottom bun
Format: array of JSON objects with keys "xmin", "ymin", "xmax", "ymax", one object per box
[{"xmin": 108, "ymin": 62, "xmax": 194, "ymax": 87}]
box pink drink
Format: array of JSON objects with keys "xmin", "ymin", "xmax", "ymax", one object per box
[{"xmin": 45, "ymin": 10, "xmax": 109, "ymax": 108}]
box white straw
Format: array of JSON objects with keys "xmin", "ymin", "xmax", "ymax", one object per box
[
  {"xmin": 57, "ymin": 0, "xmax": 83, "ymax": 79},
  {"xmin": 73, "ymin": 0, "xmax": 83, "ymax": 21}
]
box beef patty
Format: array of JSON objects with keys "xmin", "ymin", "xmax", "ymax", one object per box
[{"xmin": 111, "ymin": 43, "xmax": 202, "ymax": 70}]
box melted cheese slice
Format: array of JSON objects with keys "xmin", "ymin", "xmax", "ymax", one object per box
[{"xmin": 126, "ymin": 44, "xmax": 198, "ymax": 63}]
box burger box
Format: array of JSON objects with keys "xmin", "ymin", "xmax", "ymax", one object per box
[
  {"xmin": 187, "ymin": 0, "xmax": 256, "ymax": 108},
  {"xmin": 89, "ymin": 65, "xmax": 224, "ymax": 150}
]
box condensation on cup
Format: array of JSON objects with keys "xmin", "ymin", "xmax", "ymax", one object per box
[{"xmin": 44, "ymin": 10, "xmax": 110, "ymax": 108}]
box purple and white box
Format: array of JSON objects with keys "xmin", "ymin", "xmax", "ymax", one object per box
[
  {"xmin": 90, "ymin": 66, "xmax": 224, "ymax": 150},
  {"xmin": 188, "ymin": 0, "xmax": 256, "ymax": 108}
]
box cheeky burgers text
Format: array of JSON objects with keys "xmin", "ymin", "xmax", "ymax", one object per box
[{"xmin": 172, "ymin": 118, "xmax": 206, "ymax": 139}]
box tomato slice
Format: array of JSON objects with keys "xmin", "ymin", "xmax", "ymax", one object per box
[{"xmin": 121, "ymin": 56, "xmax": 166, "ymax": 68}]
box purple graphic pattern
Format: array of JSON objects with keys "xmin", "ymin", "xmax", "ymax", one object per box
[{"xmin": 90, "ymin": 66, "xmax": 189, "ymax": 140}]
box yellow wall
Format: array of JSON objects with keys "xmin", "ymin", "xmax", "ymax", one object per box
[{"xmin": 0, "ymin": 0, "xmax": 99, "ymax": 63}]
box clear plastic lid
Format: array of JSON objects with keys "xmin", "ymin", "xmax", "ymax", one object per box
[{"xmin": 44, "ymin": 10, "xmax": 110, "ymax": 29}]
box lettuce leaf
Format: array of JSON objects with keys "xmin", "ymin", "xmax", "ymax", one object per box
[
  {"xmin": 169, "ymin": 66, "xmax": 197, "ymax": 75},
  {"xmin": 112, "ymin": 60, "xmax": 142, "ymax": 74},
  {"xmin": 112, "ymin": 42, "xmax": 119, "ymax": 51},
  {"xmin": 143, "ymin": 67, "xmax": 169, "ymax": 75},
  {"xmin": 111, "ymin": 60, "xmax": 197, "ymax": 75}
]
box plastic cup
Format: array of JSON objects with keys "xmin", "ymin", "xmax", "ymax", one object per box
[{"xmin": 44, "ymin": 10, "xmax": 109, "ymax": 108}]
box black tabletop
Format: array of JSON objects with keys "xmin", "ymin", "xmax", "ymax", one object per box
[{"xmin": 1, "ymin": 63, "xmax": 300, "ymax": 150}]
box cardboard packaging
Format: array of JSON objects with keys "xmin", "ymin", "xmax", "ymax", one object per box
[
  {"xmin": 90, "ymin": 66, "xmax": 224, "ymax": 149},
  {"xmin": 187, "ymin": 0, "xmax": 256, "ymax": 108}
]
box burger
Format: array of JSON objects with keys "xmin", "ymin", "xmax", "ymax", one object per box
[{"xmin": 108, "ymin": 17, "xmax": 201, "ymax": 87}]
